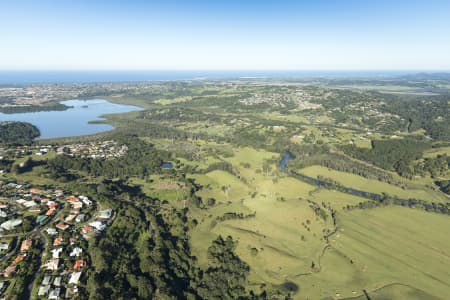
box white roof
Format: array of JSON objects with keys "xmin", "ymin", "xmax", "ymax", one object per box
[
  {"xmin": 1, "ymin": 219, "xmax": 22, "ymax": 230},
  {"xmin": 70, "ymin": 247, "xmax": 83, "ymax": 257},
  {"xmin": 38, "ymin": 285, "xmax": 50, "ymax": 296},
  {"xmin": 69, "ymin": 272, "xmax": 82, "ymax": 285},
  {"xmin": 48, "ymin": 288, "xmax": 61, "ymax": 299},
  {"xmin": 51, "ymin": 248, "xmax": 63, "ymax": 259},
  {"xmin": 89, "ymin": 221, "xmax": 106, "ymax": 231},
  {"xmin": 42, "ymin": 275, "xmax": 51, "ymax": 285},
  {"xmin": 46, "ymin": 228, "xmax": 58, "ymax": 235}
]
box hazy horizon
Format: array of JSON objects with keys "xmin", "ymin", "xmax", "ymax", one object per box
[{"xmin": 1, "ymin": 69, "xmax": 449, "ymax": 84}]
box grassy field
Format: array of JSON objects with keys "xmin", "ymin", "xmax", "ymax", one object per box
[
  {"xmin": 189, "ymin": 154, "xmax": 450, "ymax": 299},
  {"xmin": 154, "ymin": 96, "xmax": 193, "ymax": 105},
  {"xmin": 312, "ymin": 189, "xmax": 368, "ymax": 211},
  {"xmin": 336, "ymin": 85, "xmax": 421, "ymax": 91},
  {"xmin": 181, "ymin": 140, "xmax": 450, "ymax": 299},
  {"xmin": 298, "ymin": 207, "xmax": 450, "ymax": 300},
  {"xmin": 187, "ymin": 146, "xmax": 334, "ymax": 294},
  {"xmin": 423, "ymin": 146, "xmax": 450, "ymax": 158},
  {"xmin": 351, "ymin": 284, "xmax": 441, "ymax": 300},
  {"xmin": 129, "ymin": 176, "xmax": 189, "ymax": 206},
  {"xmin": 299, "ymin": 165, "xmax": 447, "ymax": 203}
]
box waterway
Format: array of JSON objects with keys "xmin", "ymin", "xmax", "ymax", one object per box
[{"xmin": 0, "ymin": 99, "xmax": 142, "ymax": 139}]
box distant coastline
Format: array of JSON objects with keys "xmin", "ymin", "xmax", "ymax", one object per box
[{"xmin": 0, "ymin": 70, "xmax": 445, "ymax": 84}]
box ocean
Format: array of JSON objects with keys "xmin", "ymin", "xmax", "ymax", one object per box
[{"xmin": 0, "ymin": 70, "xmax": 423, "ymax": 84}]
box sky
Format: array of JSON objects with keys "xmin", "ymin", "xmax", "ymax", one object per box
[{"xmin": 1, "ymin": 0, "xmax": 450, "ymax": 70}]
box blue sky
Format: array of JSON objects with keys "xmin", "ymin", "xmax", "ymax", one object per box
[{"xmin": 1, "ymin": 0, "xmax": 450, "ymax": 70}]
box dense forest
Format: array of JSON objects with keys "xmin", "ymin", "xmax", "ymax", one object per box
[
  {"xmin": 0, "ymin": 102, "xmax": 69, "ymax": 114},
  {"xmin": 343, "ymin": 138, "xmax": 430, "ymax": 176},
  {"xmin": 381, "ymin": 95, "xmax": 450, "ymax": 140},
  {"xmin": 0, "ymin": 121, "xmax": 40, "ymax": 144}
]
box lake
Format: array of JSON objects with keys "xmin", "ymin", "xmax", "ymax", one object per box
[{"xmin": 0, "ymin": 99, "xmax": 142, "ymax": 139}]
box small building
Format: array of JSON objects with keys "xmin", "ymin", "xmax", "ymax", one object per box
[
  {"xmin": 55, "ymin": 222, "xmax": 69, "ymax": 231},
  {"xmin": 97, "ymin": 209, "xmax": 112, "ymax": 220},
  {"xmin": 82, "ymin": 225, "xmax": 93, "ymax": 234},
  {"xmin": 73, "ymin": 259, "xmax": 86, "ymax": 270},
  {"xmin": 42, "ymin": 275, "xmax": 51, "ymax": 285},
  {"xmin": 22, "ymin": 200, "xmax": 37, "ymax": 208},
  {"xmin": 13, "ymin": 254, "xmax": 26, "ymax": 264},
  {"xmin": 38, "ymin": 285, "xmax": 50, "ymax": 296},
  {"xmin": 70, "ymin": 247, "xmax": 83, "ymax": 257},
  {"xmin": 65, "ymin": 214, "xmax": 77, "ymax": 222},
  {"xmin": 48, "ymin": 288, "xmax": 61, "ymax": 300},
  {"xmin": 2, "ymin": 265, "xmax": 16, "ymax": 277},
  {"xmin": 65, "ymin": 286, "xmax": 78, "ymax": 298},
  {"xmin": 1, "ymin": 219, "xmax": 22, "ymax": 230},
  {"xmin": 53, "ymin": 276, "xmax": 62, "ymax": 287},
  {"xmin": 46, "ymin": 228, "xmax": 58, "ymax": 236},
  {"xmin": 53, "ymin": 236, "xmax": 64, "ymax": 246},
  {"xmin": 29, "ymin": 188, "xmax": 43, "ymax": 195},
  {"xmin": 43, "ymin": 258, "xmax": 59, "ymax": 271},
  {"xmin": 20, "ymin": 239, "xmax": 32, "ymax": 252},
  {"xmin": 79, "ymin": 195, "xmax": 92, "ymax": 206},
  {"xmin": 36, "ymin": 215, "xmax": 48, "ymax": 224},
  {"xmin": 0, "ymin": 242, "xmax": 9, "ymax": 251},
  {"xmin": 68, "ymin": 271, "xmax": 82, "ymax": 285},
  {"xmin": 46, "ymin": 208, "xmax": 56, "ymax": 216},
  {"xmin": 51, "ymin": 248, "xmax": 63, "ymax": 259},
  {"xmin": 75, "ymin": 214, "xmax": 86, "ymax": 223},
  {"xmin": 89, "ymin": 221, "xmax": 106, "ymax": 231}
]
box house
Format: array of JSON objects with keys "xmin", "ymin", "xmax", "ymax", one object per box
[
  {"xmin": 89, "ymin": 221, "xmax": 106, "ymax": 231},
  {"xmin": 23, "ymin": 200, "xmax": 37, "ymax": 208},
  {"xmin": 46, "ymin": 228, "xmax": 58, "ymax": 236},
  {"xmin": 16, "ymin": 199, "xmax": 26, "ymax": 205},
  {"xmin": 2, "ymin": 265, "xmax": 16, "ymax": 277},
  {"xmin": 73, "ymin": 259, "xmax": 86, "ymax": 270},
  {"xmin": 42, "ymin": 275, "xmax": 51, "ymax": 285},
  {"xmin": 0, "ymin": 242, "xmax": 9, "ymax": 251},
  {"xmin": 43, "ymin": 258, "xmax": 59, "ymax": 270},
  {"xmin": 51, "ymin": 248, "xmax": 63, "ymax": 259},
  {"xmin": 46, "ymin": 208, "xmax": 56, "ymax": 216},
  {"xmin": 55, "ymin": 222, "xmax": 69, "ymax": 231},
  {"xmin": 29, "ymin": 188, "xmax": 43, "ymax": 194},
  {"xmin": 13, "ymin": 254, "xmax": 26, "ymax": 264},
  {"xmin": 70, "ymin": 247, "xmax": 83, "ymax": 257},
  {"xmin": 97, "ymin": 209, "xmax": 112, "ymax": 220},
  {"xmin": 68, "ymin": 271, "xmax": 82, "ymax": 284},
  {"xmin": 53, "ymin": 236, "xmax": 64, "ymax": 246},
  {"xmin": 1, "ymin": 219, "xmax": 22, "ymax": 230},
  {"xmin": 53, "ymin": 276, "xmax": 62, "ymax": 287},
  {"xmin": 36, "ymin": 215, "xmax": 48, "ymax": 224},
  {"xmin": 75, "ymin": 214, "xmax": 86, "ymax": 223},
  {"xmin": 82, "ymin": 225, "xmax": 93, "ymax": 234},
  {"xmin": 38, "ymin": 285, "xmax": 50, "ymax": 296},
  {"xmin": 65, "ymin": 286, "xmax": 78, "ymax": 298},
  {"xmin": 65, "ymin": 214, "xmax": 77, "ymax": 222},
  {"xmin": 47, "ymin": 202, "xmax": 58, "ymax": 210},
  {"xmin": 40, "ymin": 197, "xmax": 50, "ymax": 204},
  {"xmin": 20, "ymin": 239, "xmax": 32, "ymax": 252},
  {"xmin": 79, "ymin": 195, "xmax": 92, "ymax": 206},
  {"xmin": 48, "ymin": 288, "xmax": 61, "ymax": 300}
]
